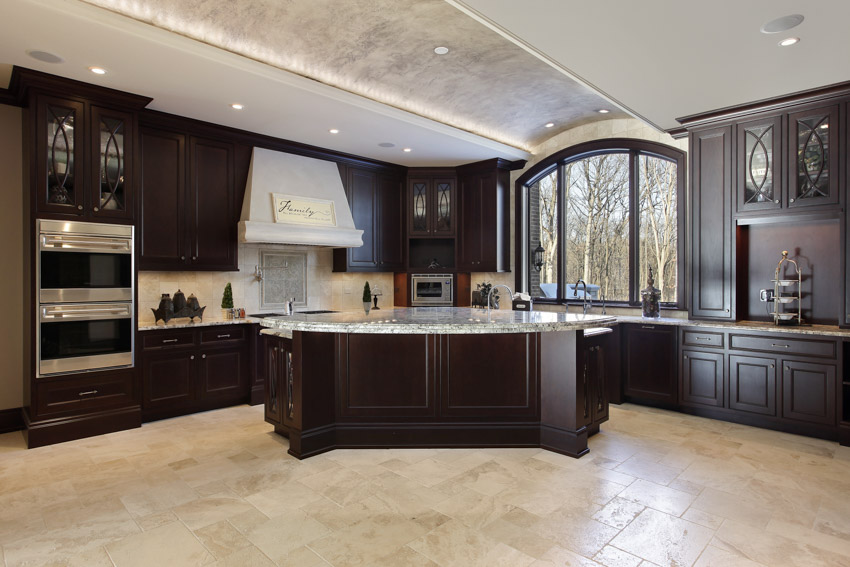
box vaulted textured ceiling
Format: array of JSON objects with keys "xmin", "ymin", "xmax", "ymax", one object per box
[{"xmin": 79, "ymin": 0, "xmax": 627, "ymax": 151}]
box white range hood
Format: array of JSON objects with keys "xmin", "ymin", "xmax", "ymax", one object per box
[{"xmin": 238, "ymin": 148, "xmax": 363, "ymax": 247}]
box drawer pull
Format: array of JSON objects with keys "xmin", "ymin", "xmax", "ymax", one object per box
[
  {"xmin": 771, "ymin": 343, "xmax": 789, "ymax": 348},
  {"xmin": 641, "ymin": 325, "xmax": 655, "ymax": 329},
  {"xmin": 695, "ymin": 336, "xmax": 711, "ymax": 341},
  {"xmin": 162, "ymin": 339, "xmax": 179, "ymax": 344},
  {"xmin": 202, "ymin": 354, "xmax": 207, "ymax": 359},
  {"xmin": 78, "ymin": 390, "xmax": 98, "ymax": 397},
  {"xmin": 217, "ymin": 334, "xmax": 231, "ymax": 339}
]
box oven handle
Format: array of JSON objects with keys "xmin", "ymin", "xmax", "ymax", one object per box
[
  {"xmin": 40, "ymin": 235, "xmax": 132, "ymax": 253},
  {"xmin": 41, "ymin": 305, "xmax": 133, "ymax": 321}
]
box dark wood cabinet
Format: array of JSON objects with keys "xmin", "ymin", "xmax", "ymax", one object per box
[
  {"xmin": 457, "ymin": 160, "xmax": 511, "ymax": 272},
  {"xmin": 729, "ymin": 354, "xmax": 777, "ymax": 416},
  {"xmin": 623, "ymin": 324, "xmax": 677, "ymax": 404},
  {"xmin": 680, "ymin": 349, "xmax": 724, "ymax": 408},
  {"xmin": 690, "ymin": 126, "xmax": 734, "ymax": 319},
  {"xmin": 141, "ymin": 324, "xmax": 250, "ymax": 420},
  {"xmin": 333, "ymin": 166, "xmax": 405, "ymax": 272},
  {"xmin": 29, "ymin": 92, "xmax": 142, "ymax": 223},
  {"xmin": 736, "ymin": 114, "xmax": 783, "ymax": 214},
  {"xmin": 408, "ymin": 174, "xmax": 455, "ymax": 237},
  {"xmin": 581, "ymin": 330, "xmax": 616, "ymax": 431},
  {"xmin": 263, "ymin": 335, "xmax": 286, "ymax": 427},
  {"xmin": 781, "ymin": 360, "xmax": 836, "ymax": 425},
  {"xmin": 139, "ymin": 127, "xmax": 237, "ymax": 271},
  {"xmin": 787, "ymin": 104, "xmax": 840, "ymax": 209}
]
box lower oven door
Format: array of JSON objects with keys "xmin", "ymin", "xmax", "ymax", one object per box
[{"xmin": 38, "ymin": 302, "xmax": 134, "ymax": 377}]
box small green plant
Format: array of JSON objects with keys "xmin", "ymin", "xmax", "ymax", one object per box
[
  {"xmin": 362, "ymin": 281, "xmax": 372, "ymax": 303},
  {"xmin": 221, "ymin": 282, "xmax": 233, "ymax": 309}
]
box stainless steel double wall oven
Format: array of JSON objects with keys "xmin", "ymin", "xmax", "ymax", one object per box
[{"xmin": 36, "ymin": 219, "xmax": 134, "ymax": 376}]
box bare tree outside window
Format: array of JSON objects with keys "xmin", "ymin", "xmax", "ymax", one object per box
[
  {"xmin": 639, "ymin": 155, "xmax": 678, "ymax": 303},
  {"xmin": 529, "ymin": 170, "xmax": 558, "ymax": 297}
]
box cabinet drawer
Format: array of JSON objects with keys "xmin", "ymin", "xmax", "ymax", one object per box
[
  {"xmin": 682, "ymin": 329, "xmax": 725, "ymax": 348},
  {"xmin": 729, "ymin": 334, "xmax": 836, "ymax": 358},
  {"xmin": 36, "ymin": 370, "xmax": 136, "ymax": 418},
  {"xmin": 200, "ymin": 326, "xmax": 246, "ymax": 345},
  {"xmin": 142, "ymin": 331, "xmax": 195, "ymax": 350}
]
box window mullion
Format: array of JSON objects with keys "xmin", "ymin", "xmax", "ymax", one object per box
[
  {"xmin": 557, "ymin": 162, "xmax": 566, "ymax": 300},
  {"xmin": 629, "ymin": 150, "xmax": 640, "ymax": 304}
]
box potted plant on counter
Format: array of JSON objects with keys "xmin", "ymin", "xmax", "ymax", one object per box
[
  {"xmin": 362, "ymin": 281, "xmax": 372, "ymax": 314},
  {"xmin": 221, "ymin": 282, "xmax": 234, "ymax": 320}
]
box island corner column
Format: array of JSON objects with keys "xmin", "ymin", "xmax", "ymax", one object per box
[{"xmin": 538, "ymin": 329, "xmax": 589, "ymax": 457}]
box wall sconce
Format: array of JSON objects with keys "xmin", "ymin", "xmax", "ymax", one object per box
[{"xmin": 533, "ymin": 244, "xmax": 545, "ymax": 272}]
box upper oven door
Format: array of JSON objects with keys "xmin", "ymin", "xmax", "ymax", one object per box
[{"xmin": 38, "ymin": 224, "xmax": 133, "ymax": 304}]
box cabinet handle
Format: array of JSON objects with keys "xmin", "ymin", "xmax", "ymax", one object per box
[
  {"xmin": 190, "ymin": 355, "xmax": 195, "ymax": 360},
  {"xmin": 77, "ymin": 205, "xmax": 83, "ymax": 210},
  {"xmin": 695, "ymin": 337, "xmax": 711, "ymax": 341},
  {"xmin": 771, "ymin": 343, "xmax": 789, "ymax": 348},
  {"xmin": 162, "ymin": 338, "xmax": 179, "ymax": 344},
  {"xmin": 641, "ymin": 325, "xmax": 655, "ymax": 329},
  {"xmin": 286, "ymin": 351, "xmax": 294, "ymax": 419},
  {"xmin": 217, "ymin": 334, "xmax": 230, "ymax": 339},
  {"xmin": 93, "ymin": 206, "xmax": 99, "ymax": 212},
  {"xmin": 78, "ymin": 390, "xmax": 98, "ymax": 397}
]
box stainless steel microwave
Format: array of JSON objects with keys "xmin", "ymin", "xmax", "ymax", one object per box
[{"xmin": 411, "ymin": 274, "xmax": 453, "ymax": 306}]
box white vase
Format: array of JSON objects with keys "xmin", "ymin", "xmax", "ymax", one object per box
[{"xmin": 363, "ymin": 302, "xmax": 371, "ymax": 314}]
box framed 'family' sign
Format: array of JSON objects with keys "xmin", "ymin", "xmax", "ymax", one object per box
[{"xmin": 272, "ymin": 193, "xmax": 337, "ymax": 227}]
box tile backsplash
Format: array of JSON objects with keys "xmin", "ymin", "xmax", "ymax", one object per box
[{"xmin": 138, "ymin": 243, "xmax": 395, "ymax": 324}]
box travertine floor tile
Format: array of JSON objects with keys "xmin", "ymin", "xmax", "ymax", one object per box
[
  {"xmin": 693, "ymin": 545, "xmax": 767, "ymax": 567},
  {"xmin": 105, "ymin": 521, "xmax": 213, "ymax": 566},
  {"xmin": 591, "ymin": 497, "xmax": 646, "ymax": 530},
  {"xmin": 617, "ymin": 478, "xmax": 696, "ymax": 516},
  {"xmin": 211, "ymin": 545, "xmax": 277, "ymax": 567},
  {"xmin": 611, "ymin": 508, "xmax": 713, "ymax": 567},
  {"xmin": 594, "ymin": 544, "xmax": 643, "ymax": 567},
  {"xmin": 194, "ymin": 519, "xmax": 252, "ymax": 559},
  {"xmin": 408, "ymin": 519, "xmax": 536, "ymax": 567},
  {"xmin": 246, "ymin": 510, "xmax": 330, "ymax": 562},
  {"xmin": 530, "ymin": 544, "xmax": 603, "ymax": 566}
]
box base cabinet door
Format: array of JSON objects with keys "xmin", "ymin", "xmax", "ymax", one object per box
[
  {"xmin": 588, "ymin": 343, "xmax": 609, "ymax": 425},
  {"xmin": 623, "ymin": 325, "xmax": 677, "ymax": 404},
  {"xmin": 782, "ymin": 360, "xmax": 836, "ymax": 425},
  {"xmin": 729, "ymin": 355, "xmax": 776, "ymax": 416},
  {"xmin": 143, "ymin": 350, "xmax": 196, "ymax": 410},
  {"xmin": 264, "ymin": 337, "xmax": 283, "ymax": 426},
  {"xmin": 198, "ymin": 347, "xmax": 246, "ymax": 401},
  {"xmin": 680, "ymin": 350, "xmax": 724, "ymax": 407}
]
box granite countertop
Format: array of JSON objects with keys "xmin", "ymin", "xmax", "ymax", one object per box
[
  {"xmin": 258, "ymin": 307, "xmax": 616, "ymax": 335},
  {"xmin": 138, "ymin": 317, "xmax": 261, "ymax": 331},
  {"xmin": 615, "ymin": 316, "xmax": 850, "ymax": 337}
]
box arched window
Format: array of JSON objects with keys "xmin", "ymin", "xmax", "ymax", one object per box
[{"xmin": 516, "ymin": 138, "xmax": 685, "ymax": 308}]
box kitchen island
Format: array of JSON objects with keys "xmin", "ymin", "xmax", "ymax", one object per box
[{"xmin": 258, "ymin": 307, "xmax": 615, "ymax": 459}]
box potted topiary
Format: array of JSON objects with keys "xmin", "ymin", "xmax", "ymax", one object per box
[
  {"xmin": 362, "ymin": 281, "xmax": 372, "ymax": 314},
  {"xmin": 221, "ymin": 282, "xmax": 234, "ymax": 320}
]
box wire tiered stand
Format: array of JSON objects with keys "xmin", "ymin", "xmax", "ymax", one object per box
[{"xmin": 772, "ymin": 250, "xmax": 802, "ymax": 326}]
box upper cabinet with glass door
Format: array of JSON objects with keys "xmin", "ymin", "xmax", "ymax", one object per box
[
  {"xmin": 736, "ymin": 114, "xmax": 782, "ymax": 213},
  {"xmin": 35, "ymin": 94, "xmax": 137, "ymax": 222},
  {"xmin": 408, "ymin": 176, "xmax": 455, "ymax": 236},
  {"xmin": 787, "ymin": 104, "xmax": 839, "ymax": 208}
]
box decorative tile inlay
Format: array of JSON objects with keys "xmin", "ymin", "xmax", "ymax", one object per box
[{"xmin": 260, "ymin": 249, "xmax": 307, "ymax": 310}]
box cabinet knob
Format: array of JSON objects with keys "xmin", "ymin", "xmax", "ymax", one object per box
[
  {"xmin": 192, "ymin": 256, "xmax": 197, "ymax": 261},
  {"xmin": 770, "ymin": 364, "xmax": 774, "ymax": 368},
  {"xmin": 774, "ymin": 199, "xmax": 780, "ymax": 204},
  {"xmin": 77, "ymin": 205, "xmax": 83, "ymax": 211},
  {"xmin": 190, "ymin": 355, "xmax": 195, "ymax": 360},
  {"xmin": 725, "ymin": 309, "xmax": 730, "ymax": 313},
  {"xmin": 683, "ymin": 355, "xmax": 688, "ymax": 359},
  {"xmin": 202, "ymin": 354, "xmax": 206, "ymax": 359},
  {"xmin": 789, "ymin": 198, "xmax": 795, "ymax": 203},
  {"xmin": 93, "ymin": 206, "xmax": 99, "ymax": 212}
]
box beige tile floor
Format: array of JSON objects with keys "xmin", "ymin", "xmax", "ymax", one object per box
[{"xmin": 1, "ymin": 403, "xmax": 850, "ymax": 567}]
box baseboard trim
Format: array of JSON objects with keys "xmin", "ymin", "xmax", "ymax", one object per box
[{"xmin": 0, "ymin": 407, "xmax": 24, "ymax": 434}]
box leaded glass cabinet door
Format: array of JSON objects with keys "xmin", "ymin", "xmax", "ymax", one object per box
[
  {"xmin": 36, "ymin": 96, "xmax": 85, "ymax": 215},
  {"xmin": 787, "ymin": 104, "xmax": 839, "ymax": 208},
  {"xmin": 431, "ymin": 178, "xmax": 455, "ymax": 235},
  {"xmin": 408, "ymin": 178, "xmax": 431, "ymax": 235},
  {"xmin": 90, "ymin": 106, "xmax": 134, "ymax": 220},
  {"xmin": 736, "ymin": 115, "xmax": 781, "ymax": 213}
]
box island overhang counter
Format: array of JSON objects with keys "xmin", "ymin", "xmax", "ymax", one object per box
[{"xmin": 258, "ymin": 307, "xmax": 616, "ymax": 459}]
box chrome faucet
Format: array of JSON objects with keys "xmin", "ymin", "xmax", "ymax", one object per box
[
  {"xmin": 600, "ymin": 292, "xmax": 607, "ymax": 315},
  {"xmin": 574, "ymin": 279, "xmax": 591, "ymax": 315},
  {"xmin": 487, "ymin": 284, "xmax": 514, "ymax": 315}
]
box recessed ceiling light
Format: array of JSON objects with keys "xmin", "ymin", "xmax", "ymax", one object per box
[
  {"xmin": 761, "ymin": 14, "xmax": 804, "ymax": 34},
  {"xmin": 329, "ymin": 128, "xmax": 339, "ymax": 134},
  {"xmin": 403, "ymin": 148, "xmax": 412, "ymax": 153},
  {"xmin": 89, "ymin": 66, "xmax": 107, "ymax": 75},
  {"xmin": 434, "ymin": 46, "xmax": 449, "ymax": 55},
  {"xmin": 544, "ymin": 123, "xmax": 555, "ymax": 128},
  {"xmin": 598, "ymin": 109, "xmax": 610, "ymax": 114},
  {"xmin": 778, "ymin": 37, "xmax": 800, "ymax": 47},
  {"xmin": 231, "ymin": 103, "xmax": 244, "ymax": 110},
  {"xmin": 378, "ymin": 142, "xmax": 395, "ymax": 148},
  {"xmin": 26, "ymin": 50, "xmax": 63, "ymax": 64}
]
